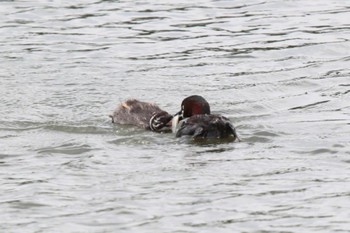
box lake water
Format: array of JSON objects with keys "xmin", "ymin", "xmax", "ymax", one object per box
[{"xmin": 1, "ymin": 0, "xmax": 349, "ymax": 232}]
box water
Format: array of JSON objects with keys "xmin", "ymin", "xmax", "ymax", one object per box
[{"xmin": 1, "ymin": 0, "xmax": 349, "ymax": 232}]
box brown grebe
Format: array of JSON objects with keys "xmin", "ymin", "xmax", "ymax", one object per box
[
  {"xmin": 110, "ymin": 99, "xmax": 173, "ymax": 132},
  {"xmin": 172, "ymin": 95, "xmax": 239, "ymax": 141}
]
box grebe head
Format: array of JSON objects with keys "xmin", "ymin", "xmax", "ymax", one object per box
[
  {"xmin": 172, "ymin": 95, "xmax": 211, "ymax": 132},
  {"xmin": 177, "ymin": 95, "xmax": 210, "ymax": 119},
  {"xmin": 149, "ymin": 111, "xmax": 173, "ymax": 132}
]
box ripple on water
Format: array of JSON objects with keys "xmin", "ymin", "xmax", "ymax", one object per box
[
  {"xmin": 36, "ymin": 142, "xmax": 93, "ymax": 155},
  {"xmin": 43, "ymin": 124, "xmax": 111, "ymax": 135},
  {"xmin": 4, "ymin": 200, "xmax": 48, "ymax": 209},
  {"xmin": 243, "ymin": 130, "xmax": 281, "ymax": 144}
]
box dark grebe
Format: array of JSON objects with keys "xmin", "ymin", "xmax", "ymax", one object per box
[
  {"xmin": 172, "ymin": 95, "xmax": 239, "ymax": 141},
  {"xmin": 110, "ymin": 99, "xmax": 173, "ymax": 132}
]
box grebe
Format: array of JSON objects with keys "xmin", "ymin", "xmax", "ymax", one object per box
[
  {"xmin": 172, "ymin": 95, "xmax": 239, "ymax": 141},
  {"xmin": 110, "ymin": 99, "xmax": 172, "ymax": 132}
]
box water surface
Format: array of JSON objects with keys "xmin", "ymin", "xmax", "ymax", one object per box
[{"xmin": 1, "ymin": 0, "xmax": 350, "ymax": 232}]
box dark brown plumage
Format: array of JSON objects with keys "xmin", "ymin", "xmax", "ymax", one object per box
[
  {"xmin": 175, "ymin": 114, "xmax": 238, "ymax": 140},
  {"xmin": 110, "ymin": 99, "xmax": 172, "ymax": 132},
  {"xmin": 174, "ymin": 95, "xmax": 239, "ymax": 141}
]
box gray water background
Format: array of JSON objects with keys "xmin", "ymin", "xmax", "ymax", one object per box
[{"xmin": 1, "ymin": 0, "xmax": 349, "ymax": 232}]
